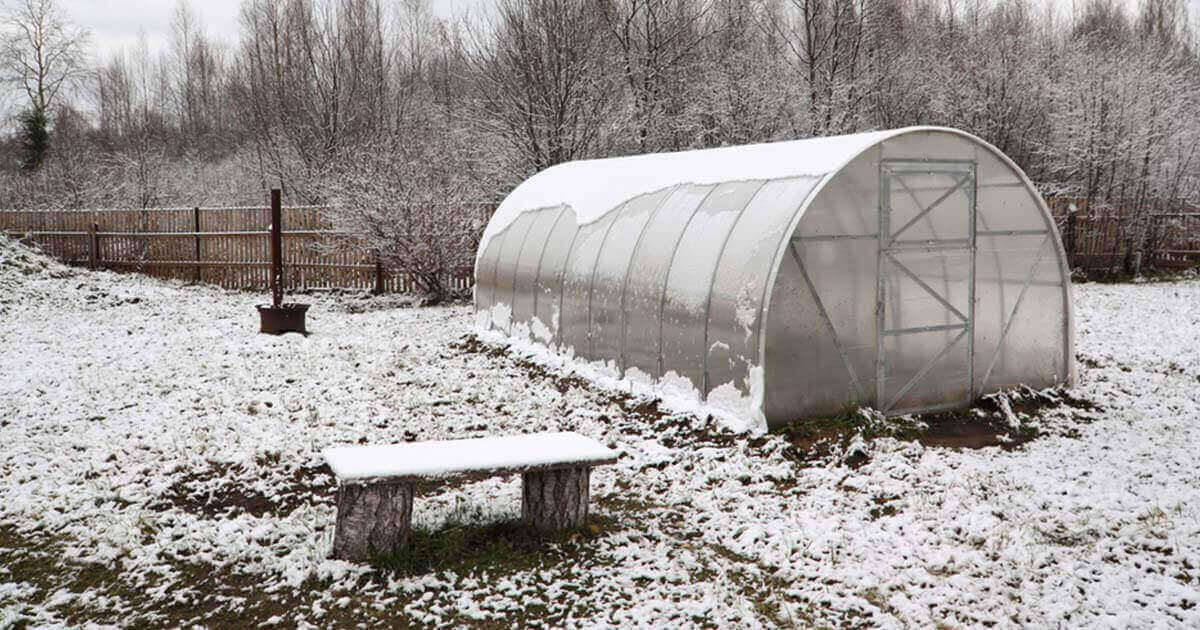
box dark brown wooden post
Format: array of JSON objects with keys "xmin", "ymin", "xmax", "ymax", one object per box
[
  {"xmin": 270, "ymin": 189, "xmax": 283, "ymax": 307},
  {"xmin": 522, "ymin": 467, "xmax": 590, "ymax": 531},
  {"xmin": 193, "ymin": 207, "xmax": 202, "ymax": 283},
  {"xmin": 332, "ymin": 481, "xmax": 414, "ymax": 561},
  {"xmin": 1066, "ymin": 210, "xmax": 1080, "ymax": 270},
  {"xmin": 88, "ymin": 222, "xmax": 99, "ymax": 268},
  {"xmin": 373, "ymin": 257, "xmax": 385, "ymax": 295}
]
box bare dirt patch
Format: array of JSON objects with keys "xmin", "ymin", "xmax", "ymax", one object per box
[
  {"xmin": 776, "ymin": 387, "xmax": 1102, "ymax": 466},
  {"xmin": 151, "ymin": 461, "xmax": 335, "ymax": 519}
]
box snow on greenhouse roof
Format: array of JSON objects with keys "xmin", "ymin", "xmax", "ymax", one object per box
[{"xmin": 479, "ymin": 127, "xmax": 923, "ymax": 260}]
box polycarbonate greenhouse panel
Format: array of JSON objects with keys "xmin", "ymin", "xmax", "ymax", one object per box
[
  {"xmin": 975, "ymin": 234, "xmax": 1067, "ymax": 391},
  {"xmin": 510, "ymin": 207, "xmax": 563, "ymax": 335},
  {"xmin": 880, "ymin": 132, "xmax": 974, "ymax": 162},
  {"xmin": 532, "ymin": 206, "xmax": 575, "ymax": 343},
  {"xmin": 621, "ymin": 184, "xmax": 715, "ymax": 380},
  {"xmin": 976, "ymin": 185, "xmax": 1055, "ymax": 233},
  {"xmin": 972, "ymin": 232, "xmax": 1055, "ymax": 389},
  {"xmin": 706, "ymin": 176, "xmax": 820, "ymax": 395},
  {"xmin": 763, "ymin": 243, "xmax": 862, "ymax": 420},
  {"xmin": 492, "ymin": 211, "xmax": 537, "ymax": 332},
  {"xmin": 475, "ymin": 227, "xmax": 506, "ymax": 327},
  {"xmin": 660, "ymin": 181, "xmax": 765, "ymax": 393},
  {"xmin": 795, "ymin": 149, "xmax": 879, "ymax": 239},
  {"xmin": 560, "ymin": 210, "xmax": 621, "ymax": 358},
  {"xmin": 782, "ymin": 237, "xmax": 879, "ymax": 406},
  {"xmin": 475, "ymin": 126, "xmax": 1074, "ymax": 431},
  {"xmin": 589, "ymin": 188, "xmax": 673, "ymax": 368}
]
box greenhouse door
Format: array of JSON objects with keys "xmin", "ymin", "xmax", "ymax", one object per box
[{"xmin": 876, "ymin": 160, "xmax": 976, "ymax": 415}]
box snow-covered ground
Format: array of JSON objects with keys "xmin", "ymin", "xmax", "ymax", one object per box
[{"xmin": 2, "ymin": 237, "xmax": 1200, "ymax": 628}]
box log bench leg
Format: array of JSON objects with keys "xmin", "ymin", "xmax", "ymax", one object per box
[
  {"xmin": 522, "ymin": 466, "xmax": 590, "ymax": 531},
  {"xmin": 332, "ymin": 481, "xmax": 414, "ymax": 561}
]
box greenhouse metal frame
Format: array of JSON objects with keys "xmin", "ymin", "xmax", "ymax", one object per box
[{"xmin": 475, "ymin": 127, "xmax": 1075, "ymax": 429}]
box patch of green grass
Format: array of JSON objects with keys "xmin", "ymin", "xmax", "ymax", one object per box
[
  {"xmin": 371, "ymin": 514, "xmax": 615, "ymax": 577},
  {"xmin": 772, "ymin": 404, "xmax": 921, "ymax": 467},
  {"xmin": 776, "ymin": 404, "xmax": 922, "ymax": 443},
  {"xmin": 2, "ymin": 513, "xmax": 620, "ymax": 629}
]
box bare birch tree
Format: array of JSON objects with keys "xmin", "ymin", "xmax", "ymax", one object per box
[
  {"xmin": 0, "ymin": 0, "xmax": 89, "ymax": 169},
  {"xmin": 0, "ymin": 0, "xmax": 88, "ymax": 113}
]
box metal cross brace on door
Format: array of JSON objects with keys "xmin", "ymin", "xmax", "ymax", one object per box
[
  {"xmin": 888, "ymin": 173, "xmax": 972, "ymax": 245},
  {"xmin": 877, "ymin": 160, "xmax": 977, "ymax": 415}
]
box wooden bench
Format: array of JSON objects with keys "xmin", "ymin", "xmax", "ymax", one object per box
[{"xmin": 323, "ymin": 431, "xmax": 619, "ymax": 561}]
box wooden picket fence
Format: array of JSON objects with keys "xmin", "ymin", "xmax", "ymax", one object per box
[
  {"xmin": 3, "ymin": 197, "xmax": 1197, "ymax": 290},
  {"xmin": 1046, "ymin": 197, "xmax": 1200, "ymax": 274},
  {"xmin": 0, "ymin": 205, "xmax": 486, "ymax": 293}
]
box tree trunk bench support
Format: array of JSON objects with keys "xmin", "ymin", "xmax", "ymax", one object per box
[{"xmin": 323, "ymin": 431, "xmax": 618, "ymax": 562}]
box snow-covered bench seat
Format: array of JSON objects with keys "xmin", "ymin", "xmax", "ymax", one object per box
[{"xmin": 323, "ymin": 431, "xmax": 619, "ymax": 561}]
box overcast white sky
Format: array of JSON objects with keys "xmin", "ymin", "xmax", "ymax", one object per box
[{"xmin": 54, "ymin": 0, "xmax": 489, "ymax": 63}]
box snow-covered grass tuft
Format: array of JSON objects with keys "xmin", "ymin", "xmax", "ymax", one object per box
[{"xmin": 3, "ymin": 235, "xmax": 1200, "ymax": 627}]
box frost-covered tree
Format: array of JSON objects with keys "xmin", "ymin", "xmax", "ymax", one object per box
[{"xmin": 466, "ymin": 0, "xmax": 620, "ymax": 178}]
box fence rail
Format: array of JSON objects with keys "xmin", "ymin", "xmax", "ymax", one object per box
[
  {"xmin": 2, "ymin": 196, "xmax": 1197, "ymax": 291},
  {"xmin": 0, "ymin": 205, "xmax": 479, "ymax": 294}
]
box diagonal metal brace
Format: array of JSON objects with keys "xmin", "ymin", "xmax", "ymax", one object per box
[
  {"xmin": 977, "ymin": 235, "xmax": 1052, "ymax": 394},
  {"xmin": 789, "ymin": 242, "xmax": 867, "ymax": 401},
  {"xmin": 889, "ymin": 174, "xmax": 972, "ymax": 244},
  {"xmin": 885, "ymin": 327, "xmax": 969, "ymax": 412},
  {"xmin": 884, "ymin": 251, "xmax": 968, "ymax": 322}
]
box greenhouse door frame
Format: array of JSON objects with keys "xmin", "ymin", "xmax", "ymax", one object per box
[{"xmin": 876, "ymin": 159, "xmax": 977, "ymax": 416}]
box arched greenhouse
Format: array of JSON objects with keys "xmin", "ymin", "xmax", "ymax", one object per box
[{"xmin": 474, "ymin": 126, "xmax": 1075, "ymax": 430}]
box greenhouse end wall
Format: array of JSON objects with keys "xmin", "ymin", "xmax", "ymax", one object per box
[{"xmin": 474, "ymin": 127, "xmax": 1074, "ymax": 430}]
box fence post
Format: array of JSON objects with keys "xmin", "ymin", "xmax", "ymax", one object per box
[
  {"xmin": 1070, "ymin": 202, "xmax": 1080, "ymax": 261},
  {"xmin": 373, "ymin": 256, "xmax": 385, "ymax": 295},
  {"xmin": 270, "ymin": 189, "xmax": 283, "ymax": 307},
  {"xmin": 193, "ymin": 207, "xmax": 201, "ymax": 283},
  {"xmin": 88, "ymin": 222, "xmax": 99, "ymax": 268}
]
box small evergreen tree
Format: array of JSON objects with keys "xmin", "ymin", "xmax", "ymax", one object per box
[{"xmin": 17, "ymin": 107, "xmax": 49, "ymax": 171}]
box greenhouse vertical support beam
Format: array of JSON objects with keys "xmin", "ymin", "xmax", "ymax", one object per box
[
  {"xmin": 701, "ymin": 182, "xmax": 764, "ymax": 396},
  {"xmin": 618, "ymin": 189, "xmax": 675, "ymax": 374},
  {"xmin": 875, "ymin": 167, "xmax": 890, "ymax": 408},
  {"xmin": 656, "ymin": 187, "xmax": 717, "ymax": 380},
  {"xmin": 966, "ymin": 164, "xmax": 978, "ymax": 400},
  {"xmin": 788, "ymin": 241, "xmax": 867, "ymax": 401},
  {"xmin": 531, "ymin": 206, "xmax": 567, "ymax": 333}
]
